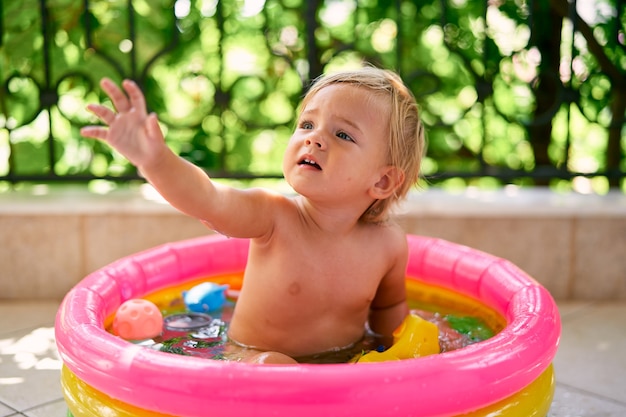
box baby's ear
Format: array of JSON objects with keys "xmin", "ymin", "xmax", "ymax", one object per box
[{"xmin": 369, "ymin": 166, "xmax": 405, "ymax": 200}]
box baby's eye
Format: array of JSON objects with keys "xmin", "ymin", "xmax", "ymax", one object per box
[
  {"xmin": 337, "ymin": 131, "xmax": 354, "ymax": 142},
  {"xmin": 300, "ymin": 121, "xmax": 313, "ymax": 130}
]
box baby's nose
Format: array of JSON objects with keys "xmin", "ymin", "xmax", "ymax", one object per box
[{"xmin": 305, "ymin": 137, "xmax": 325, "ymax": 149}]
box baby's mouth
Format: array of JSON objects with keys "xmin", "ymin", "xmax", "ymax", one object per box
[{"xmin": 298, "ymin": 158, "xmax": 322, "ymax": 170}]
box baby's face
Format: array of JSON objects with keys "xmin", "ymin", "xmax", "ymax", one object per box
[{"xmin": 282, "ymin": 84, "xmax": 391, "ymax": 202}]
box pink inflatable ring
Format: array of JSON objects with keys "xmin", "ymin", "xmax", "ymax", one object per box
[{"xmin": 55, "ymin": 234, "xmax": 560, "ymax": 416}]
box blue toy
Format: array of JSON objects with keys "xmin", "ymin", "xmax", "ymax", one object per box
[{"xmin": 183, "ymin": 282, "xmax": 229, "ymax": 313}]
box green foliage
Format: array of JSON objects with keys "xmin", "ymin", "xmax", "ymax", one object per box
[{"xmin": 0, "ymin": 0, "xmax": 624, "ymax": 190}]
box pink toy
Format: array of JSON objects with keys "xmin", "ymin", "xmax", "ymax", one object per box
[{"xmin": 112, "ymin": 299, "xmax": 163, "ymax": 340}]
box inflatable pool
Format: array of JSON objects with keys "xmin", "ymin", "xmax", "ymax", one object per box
[{"xmin": 55, "ymin": 234, "xmax": 560, "ymax": 417}]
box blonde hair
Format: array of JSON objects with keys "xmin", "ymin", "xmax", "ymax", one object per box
[{"xmin": 301, "ymin": 67, "xmax": 426, "ymax": 223}]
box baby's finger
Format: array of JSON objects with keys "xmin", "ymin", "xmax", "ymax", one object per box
[
  {"xmin": 146, "ymin": 113, "xmax": 164, "ymax": 142},
  {"xmin": 100, "ymin": 78, "xmax": 131, "ymax": 113},
  {"xmin": 122, "ymin": 80, "xmax": 147, "ymax": 117},
  {"xmin": 80, "ymin": 126, "xmax": 109, "ymax": 141},
  {"xmin": 86, "ymin": 104, "xmax": 117, "ymax": 125}
]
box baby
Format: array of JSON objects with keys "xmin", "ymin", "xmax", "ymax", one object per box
[{"xmin": 82, "ymin": 67, "xmax": 425, "ymax": 364}]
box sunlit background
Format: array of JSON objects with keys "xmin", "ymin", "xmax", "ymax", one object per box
[{"xmin": 0, "ymin": 0, "xmax": 624, "ymax": 194}]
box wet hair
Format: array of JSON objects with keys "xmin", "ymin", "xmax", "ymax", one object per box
[{"xmin": 301, "ymin": 66, "xmax": 426, "ymax": 223}]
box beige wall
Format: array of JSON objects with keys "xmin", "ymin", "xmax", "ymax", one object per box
[{"xmin": 2, "ymin": 187, "xmax": 625, "ymax": 300}]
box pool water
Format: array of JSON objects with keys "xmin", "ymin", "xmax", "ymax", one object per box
[{"xmin": 106, "ymin": 275, "xmax": 500, "ymax": 364}]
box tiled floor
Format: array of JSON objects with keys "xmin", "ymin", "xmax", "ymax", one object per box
[{"xmin": 0, "ymin": 300, "xmax": 625, "ymax": 416}]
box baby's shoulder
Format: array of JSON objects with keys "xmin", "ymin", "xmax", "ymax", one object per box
[
  {"xmin": 363, "ymin": 218, "xmax": 404, "ymax": 235},
  {"xmin": 362, "ymin": 220, "xmax": 407, "ymax": 249}
]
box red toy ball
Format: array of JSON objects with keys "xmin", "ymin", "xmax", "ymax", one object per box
[{"xmin": 113, "ymin": 299, "xmax": 163, "ymax": 340}]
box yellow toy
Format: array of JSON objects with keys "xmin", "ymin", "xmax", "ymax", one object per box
[{"xmin": 357, "ymin": 314, "xmax": 440, "ymax": 363}]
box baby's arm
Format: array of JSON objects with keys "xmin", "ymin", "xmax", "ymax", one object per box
[
  {"xmin": 369, "ymin": 290, "xmax": 409, "ymax": 337},
  {"xmin": 81, "ymin": 78, "xmax": 275, "ymax": 238},
  {"xmin": 368, "ymin": 236, "xmax": 409, "ymax": 337}
]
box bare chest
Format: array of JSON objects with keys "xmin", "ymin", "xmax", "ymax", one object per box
[{"xmin": 248, "ymin": 234, "xmax": 388, "ymax": 301}]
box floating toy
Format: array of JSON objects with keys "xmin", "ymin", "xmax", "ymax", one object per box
[
  {"xmin": 163, "ymin": 312, "xmax": 213, "ymax": 331},
  {"xmin": 183, "ymin": 282, "xmax": 229, "ymax": 312},
  {"xmin": 56, "ymin": 234, "xmax": 560, "ymax": 417},
  {"xmin": 356, "ymin": 313, "xmax": 439, "ymax": 362},
  {"xmin": 112, "ymin": 299, "xmax": 163, "ymax": 340}
]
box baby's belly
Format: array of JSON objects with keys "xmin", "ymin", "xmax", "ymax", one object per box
[{"xmin": 228, "ymin": 308, "xmax": 366, "ymax": 357}]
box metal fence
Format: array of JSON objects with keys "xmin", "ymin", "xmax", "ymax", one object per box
[{"xmin": 1, "ymin": 0, "xmax": 624, "ymax": 190}]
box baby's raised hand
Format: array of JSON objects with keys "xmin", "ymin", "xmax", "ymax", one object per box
[{"xmin": 81, "ymin": 78, "xmax": 166, "ymax": 169}]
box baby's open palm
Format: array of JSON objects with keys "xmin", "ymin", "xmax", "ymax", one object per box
[{"xmin": 81, "ymin": 78, "xmax": 166, "ymax": 168}]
